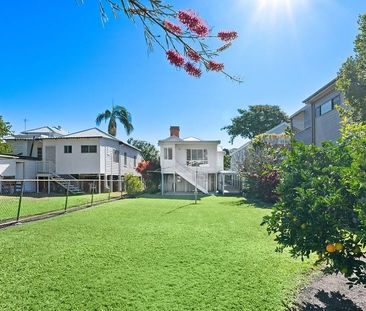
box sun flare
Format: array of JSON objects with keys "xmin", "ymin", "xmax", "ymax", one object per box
[{"xmin": 251, "ymin": 0, "xmax": 309, "ymax": 26}]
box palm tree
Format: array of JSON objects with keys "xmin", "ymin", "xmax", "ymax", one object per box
[{"xmin": 96, "ymin": 105, "xmax": 133, "ymax": 137}]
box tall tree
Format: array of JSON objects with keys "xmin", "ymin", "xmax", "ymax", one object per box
[
  {"xmin": 222, "ymin": 105, "xmax": 289, "ymax": 143},
  {"xmin": 127, "ymin": 138, "xmax": 159, "ymax": 162},
  {"xmin": 96, "ymin": 105, "xmax": 133, "ymax": 137},
  {"xmin": 0, "ymin": 116, "xmax": 12, "ymax": 154},
  {"xmin": 337, "ymin": 14, "xmax": 366, "ymax": 121},
  {"xmin": 79, "ymin": 0, "xmax": 240, "ymax": 81}
]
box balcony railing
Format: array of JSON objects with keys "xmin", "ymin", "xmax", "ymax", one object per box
[{"xmin": 36, "ymin": 161, "xmax": 56, "ymax": 174}]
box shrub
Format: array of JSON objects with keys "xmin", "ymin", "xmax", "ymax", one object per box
[
  {"xmin": 263, "ymin": 123, "xmax": 366, "ymax": 286},
  {"xmin": 125, "ymin": 174, "xmax": 144, "ymax": 196},
  {"xmin": 135, "ymin": 160, "xmax": 160, "ymax": 193},
  {"xmin": 239, "ymin": 133, "xmax": 289, "ymax": 203}
]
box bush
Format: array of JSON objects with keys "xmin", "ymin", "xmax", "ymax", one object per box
[
  {"xmin": 125, "ymin": 174, "xmax": 144, "ymax": 196},
  {"xmin": 135, "ymin": 160, "xmax": 160, "ymax": 193},
  {"xmin": 263, "ymin": 123, "xmax": 366, "ymax": 286},
  {"xmin": 239, "ymin": 133, "xmax": 288, "ymax": 203}
]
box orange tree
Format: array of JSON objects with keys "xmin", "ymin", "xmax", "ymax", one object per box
[
  {"xmin": 262, "ymin": 122, "xmax": 366, "ymax": 286},
  {"xmin": 80, "ymin": 0, "xmax": 240, "ymax": 81}
]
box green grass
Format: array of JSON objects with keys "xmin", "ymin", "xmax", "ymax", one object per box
[
  {"xmin": 0, "ymin": 192, "xmax": 122, "ymax": 222},
  {"xmin": 0, "ymin": 196, "xmax": 313, "ymax": 311}
]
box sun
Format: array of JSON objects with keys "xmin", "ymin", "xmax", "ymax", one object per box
[{"xmin": 243, "ymin": 0, "xmax": 310, "ymax": 33}]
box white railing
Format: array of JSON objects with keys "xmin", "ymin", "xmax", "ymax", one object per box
[
  {"xmin": 36, "ymin": 161, "xmax": 56, "ymax": 174},
  {"xmin": 175, "ymin": 162, "xmax": 208, "ymax": 193}
]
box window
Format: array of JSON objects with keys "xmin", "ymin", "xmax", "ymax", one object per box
[
  {"xmin": 81, "ymin": 145, "xmax": 97, "ymax": 153},
  {"xmin": 113, "ymin": 150, "xmax": 120, "ymax": 163},
  {"xmin": 134, "ymin": 156, "xmax": 137, "ymax": 167},
  {"xmin": 186, "ymin": 149, "xmax": 208, "ymax": 166},
  {"xmin": 164, "ymin": 148, "xmax": 173, "ymax": 160},
  {"xmin": 316, "ymin": 95, "xmax": 341, "ymax": 117},
  {"xmin": 124, "ymin": 152, "xmax": 127, "ymax": 166},
  {"xmin": 332, "ymin": 95, "xmax": 341, "ymax": 108},
  {"xmin": 37, "ymin": 147, "xmax": 42, "ymax": 160},
  {"xmin": 64, "ymin": 145, "xmax": 72, "ymax": 154}
]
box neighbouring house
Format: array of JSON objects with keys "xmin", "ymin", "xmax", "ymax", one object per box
[
  {"xmin": 291, "ymin": 78, "xmax": 343, "ymax": 145},
  {"xmin": 0, "ymin": 154, "xmax": 38, "ymax": 193},
  {"xmin": 230, "ymin": 122, "xmax": 290, "ymax": 172},
  {"xmin": 158, "ymin": 126, "xmax": 241, "ymax": 195},
  {"xmin": 3, "ymin": 126, "xmax": 142, "ymax": 193}
]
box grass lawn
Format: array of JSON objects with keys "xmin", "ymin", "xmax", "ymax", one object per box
[
  {"xmin": 0, "ymin": 196, "xmax": 313, "ymax": 311},
  {"xmin": 0, "ymin": 192, "xmax": 122, "ymax": 222}
]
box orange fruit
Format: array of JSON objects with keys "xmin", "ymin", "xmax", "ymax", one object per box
[
  {"xmin": 326, "ymin": 243, "xmax": 336, "ymax": 253},
  {"xmin": 335, "ymin": 243, "xmax": 344, "ymax": 251},
  {"xmin": 300, "ymin": 224, "xmax": 306, "ymax": 230}
]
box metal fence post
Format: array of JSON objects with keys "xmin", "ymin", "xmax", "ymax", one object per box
[
  {"xmin": 16, "ymin": 181, "xmax": 24, "ymax": 222},
  {"xmin": 91, "ymin": 181, "xmax": 95, "ymax": 206},
  {"xmin": 108, "ymin": 183, "xmax": 112, "ymax": 201},
  {"xmin": 64, "ymin": 181, "xmax": 70, "ymax": 212}
]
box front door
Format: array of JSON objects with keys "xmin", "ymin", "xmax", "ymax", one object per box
[
  {"xmin": 15, "ymin": 162, "xmax": 24, "ymax": 179},
  {"xmin": 45, "ymin": 146, "xmax": 56, "ymax": 173}
]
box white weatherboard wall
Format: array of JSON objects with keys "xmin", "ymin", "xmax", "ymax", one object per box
[
  {"xmin": 42, "ymin": 137, "xmax": 142, "ymax": 176},
  {"xmin": 8, "ymin": 140, "xmax": 42, "ymax": 158},
  {"xmin": 43, "ymin": 138, "xmax": 101, "ymax": 175},
  {"xmin": 160, "ymin": 142, "xmax": 223, "ymax": 173},
  {"xmin": 100, "ymin": 138, "xmax": 142, "ymax": 176}
]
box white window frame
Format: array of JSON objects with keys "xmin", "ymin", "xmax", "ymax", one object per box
[
  {"xmin": 164, "ymin": 147, "xmax": 173, "ymax": 160},
  {"xmin": 186, "ymin": 149, "xmax": 208, "ymax": 166}
]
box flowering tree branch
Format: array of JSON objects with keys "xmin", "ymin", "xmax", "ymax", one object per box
[{"xmin": 79, "ymin": 0, "xmax": 241, "ymax": 82}]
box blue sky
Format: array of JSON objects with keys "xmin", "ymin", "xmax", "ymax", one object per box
[{"xmin": 1, "ymin": 1, "xmax": 365, "ymax": 148}]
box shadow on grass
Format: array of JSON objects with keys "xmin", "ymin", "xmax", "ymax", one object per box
[
  {"xmin": 218, "ymin": 196, "xmax": 273, "ymax": 209},
  {"xmin": 286, "ymin": 290, "xmax": 363, "ymax": 311},
  {"xmin": 164, "ymin": 203, "xmax": 196, "ymax": 215},
  {"xmin": 139, "ymin": 194, "xmax": 207, "ymax": 201}
]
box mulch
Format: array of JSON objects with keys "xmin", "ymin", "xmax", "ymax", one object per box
[{"xmin": 289, "ymin": 272, "xmax": 366, "ymax": 311}]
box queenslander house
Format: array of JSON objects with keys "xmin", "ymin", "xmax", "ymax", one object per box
[
  {"xmin": 158, "ymin": 126, "xmax": 241, "ymax": 195},
  {"xmin": 1, "ymin": 126, "xmax": 142, "ymax": 193}
]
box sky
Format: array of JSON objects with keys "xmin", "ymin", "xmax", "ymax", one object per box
[{"xmin": 1, "ymin": 0, "xmax": 365, "ymax": 149}]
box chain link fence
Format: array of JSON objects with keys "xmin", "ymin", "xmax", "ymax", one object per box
[{"xmin": 0, "ymin": 179, "xmax": 124, "ymax": 225}]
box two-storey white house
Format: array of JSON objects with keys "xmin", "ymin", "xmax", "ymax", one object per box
[
  {"xmin": 158, "ymin": 126, "xmax": 228, "ymax": 195},
  {"xmin": 4, "ymin": 126, "xmax": 142, "ymax": 193}
]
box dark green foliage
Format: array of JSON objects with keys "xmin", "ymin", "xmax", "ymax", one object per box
[
  {"xmin": 0, "ymin": 116, "xmax": 12, "ymax": 154},
  {"xmin": 222, "ymin": 105, "xmax": 289, "ymax": 143},
  {"xmin": 127, "ymin": 138, "xmax": 159, "ymax": 162},
  {"xmin": 240, "ymin": 134, "xmax": 288, "ymax": 203},
  {"xmin": 125, "ymin": 173, "xmax": 144, "ymax": 196},
  {"xmin": 337, "ymin": 14, "xmax": 366, "ymax": 121},
  {"xmin": 263, "ymin": 123, "xmax": 366, "ymax": 286}
]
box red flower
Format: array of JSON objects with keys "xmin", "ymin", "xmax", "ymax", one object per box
[
  {"xmin": 166, "ymin": 50, "xmax": 185, "ymax": 67},
  {"xmin": 136, "ymin": 160, "xmax": 152, "ymax": 174},
  {"xmin": 184, "ymin": 63, "xmax": 202, "ymax": 77},
  {"xmin": 163, "ymin": 20, "xmax": 183, "ymax": 34},
  {"xmin": 177, "ymin": 10, "xmax": 209, "ymax": 37},
  {"xmin": 206, "ymin": 61, "xmax": 224, "ymax": 72},
  {"xmin": 217, "ymin": 31, "xmax": 238, "ymax": 42},
  {"xmin": 186, "ymin": 49, "xmax": 200, "ymax": 62}
]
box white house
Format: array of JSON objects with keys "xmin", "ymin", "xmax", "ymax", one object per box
[
  {"xmin": 4, "ymin": 126, "xmax": 142, "ymax": 193},
  {"xmin": 158, "ymin": 126, "xmax": 239, "ymax": 195}
]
